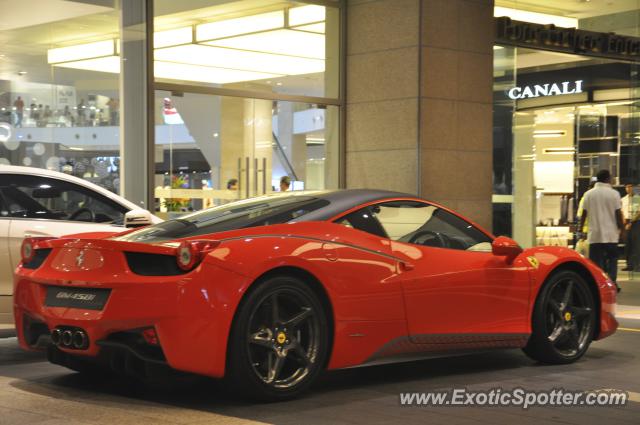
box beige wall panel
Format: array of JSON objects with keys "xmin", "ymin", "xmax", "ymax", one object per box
[
  {"xmin": 420, "ymin": 98, "xmax": 457, "ymax": 150},
  {"xmin": 421, "ymin": 47, "xmax": 459, "ymax": 100},
  {"xmin": 347, "ymin": 98, "xmax": 418, "ymax": 152},
  {"xmin": 347, "ymin": 47, "xmax": 419, "ymax": 104},
  {"xmin": 347, "ymin": 149, "xmax": 418, "ymax": 194},
  {"xmin": 347, "ymin": 0, "xmax": 419, "ymax": 55}
]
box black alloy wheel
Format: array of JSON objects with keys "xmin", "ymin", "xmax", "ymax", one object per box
[
  {"xmin": 227, "ymin": 275, "xmax": 329, "ymax": 401},
  {"xmin": 524, "ymin": 270, "xmax": 596, "ymax": 364}
]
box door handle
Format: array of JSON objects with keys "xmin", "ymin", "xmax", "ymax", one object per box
[
  {"xmin": 322, "ymin": 243, "xmax": 339, "ymax": 261},
  {"xmin": 398, "ymin": 261, "xmax": 414, "ymax": 272}
]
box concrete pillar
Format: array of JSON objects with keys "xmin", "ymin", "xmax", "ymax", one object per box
[
  {"xmin": 419, "ymin": 0, "xmax": 494, "ymax": 229},
  {"xmin": 345, "ymin": 0, "xmax": 420, "ymax": 194},
  {"xmin": 119, "ymin": 0, "xmax": 148, "ymax": 208},
  {"xmin": 251, "ymin": 99, "xmax": 273, "ymax": 196},
  {"xmin": 345, "ymin": 0, "xmax": 494, "ymax": 230},
  {"xmin": 220, "ymin": 97, "xmax": 246, "ymax": 193}
]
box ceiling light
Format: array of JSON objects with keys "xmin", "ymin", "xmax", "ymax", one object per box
[
  {"xmin": 202, "ymin": 29, "xmax": 325, "ymax": 60},
  {"xmin": 154, "ymin": 61, "xmax": 279, "ymax": 84},
  {"xmin": 51, "ymin": 54, "xmax": 280, "ymax": 83},
  {"xmin": 533, "ymin": 130, "xmax": 567, "ymax": 138},
  {"xmin": 48, "ymin": 39, "xmax": 116, "ymax": 63},
  {"xmin": 306, "ymin": 136, "xmax": 325, "ymax": 145},
  {"xmin": 155, "ymin": 27, "xmax": 192, "ymax": 48},
  {"xmin": 518, "ymin": 154, "xmax": 536, "ymax": 160},
  {"xmin": 155, "ymin": 44, "xmax": 324, "ymax": 75},
  {"xmin": 494, "ymin": 6, "xmax": 578, "ymax": 28},
  {"xmin": 47, "ymin": 4, "xmax": 328, "ymax": 85},
  {"xmin": 293, "ymin": 22, "xmax": 325, "ymax": 34},
  {"xmin": 604, "ymin": 101, "xmax": 633, "ymax": 107},
  {"xmin": 196, "ymin": 10, "xmax": 284, "ymax": 41},
  {"xmin": 52, "ymin": 56, "xmax": 119, "ymax": 73},
  {"xmin": 543, "ymin": 147, "xmax": 575, "ymax": 154},
  {"xmin": 289, "ymin": 5, "xmax": 325, "ymax": 26}
]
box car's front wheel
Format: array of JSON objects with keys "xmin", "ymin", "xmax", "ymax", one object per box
[
  {"xmin": 226, "ymin": 275, "xmax": 329, "ymax": 401},
  {"xmin": 523, "ymin": 270, "xmax": 596, "ymax": 364}
]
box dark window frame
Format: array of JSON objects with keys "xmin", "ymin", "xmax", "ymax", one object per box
[
  {"xmin": 0, "ymin": 174, "xmax": 127, "ymax": 223},
  {"xmin": 334, "ymin": 200, "xmax": 493, "ymax": 251}
]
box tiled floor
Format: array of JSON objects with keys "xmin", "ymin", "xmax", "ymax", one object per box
[{"xmin": 1, "ymin": 281, "xmax": 638, "ymax": 425}]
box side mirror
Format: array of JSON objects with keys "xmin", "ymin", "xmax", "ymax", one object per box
[
  {"xmin": 124, "ymin": 209, "xmax": 154, "ymax": 228},
  {"xmin": 492, "ymin": 236, "xmax": 523, "ymax": 263}
]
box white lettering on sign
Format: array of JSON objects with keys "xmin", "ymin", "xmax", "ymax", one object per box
[
  {"xmin": 507, "ymin": 80, "xmax": 583, "ymax": 100},
  {"xmin": 56, "ymin": 292, "xmax": 96, "ymax": 301}
]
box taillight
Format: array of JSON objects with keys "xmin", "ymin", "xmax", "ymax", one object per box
[
  {"xmin": 21, "ymin": 237, "xmax": 56, "ymax": 265},
  {"xmin": 175, "ymin": 240, "xmax": 219, "ymax": 271},
  {"xmin": 21, "ymin": 239, "xmax": 36, "ymax": 263}
]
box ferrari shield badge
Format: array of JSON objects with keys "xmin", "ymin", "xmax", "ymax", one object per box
[{"xmin": 527, "ymin": 256, "xmax": 539, "ymax": 269}]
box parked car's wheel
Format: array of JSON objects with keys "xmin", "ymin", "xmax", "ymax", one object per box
[
  {"xmin": 226, "ymin": 275, "xmax": 329, "ymax": 401},
  {"xmin": 523, "ymin": 270, "xmax": 596, "ymax": 364}
]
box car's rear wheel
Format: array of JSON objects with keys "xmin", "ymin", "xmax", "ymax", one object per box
[
  {"xmin": 523, "ymin": 270, "xmax": 596, "ymax": 364},
  {"xmin": 226, "ymin": 275, "xmax": 329, "ymax": 401}
]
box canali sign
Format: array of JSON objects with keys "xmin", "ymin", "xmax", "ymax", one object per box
[{"xmin": 507, "ymin": 80, "xmax": 583, "ymax": 100}]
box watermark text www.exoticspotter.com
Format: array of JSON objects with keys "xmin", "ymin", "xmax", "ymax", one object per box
[{"xmin": 399, "ymin": 388, "xmax": 628, "ymax": 409}]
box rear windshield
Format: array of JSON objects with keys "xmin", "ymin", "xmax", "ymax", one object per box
[{"xmin": 114, "ymin": 195, "xmax": 329, "ymax": 243}]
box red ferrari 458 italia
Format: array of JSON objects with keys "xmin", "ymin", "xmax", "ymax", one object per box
[{"xmin": 14, "ymin": 190, "xmax": 617, "ymax": 400}]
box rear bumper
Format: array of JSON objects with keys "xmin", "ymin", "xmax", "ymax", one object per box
[
  {"xmin": 13, "ymin": 261, "xmax": 246, "ymax": 378},
  {"xmin": 595, "ymin": 277, "xmax": 618, "ymax": 340}
]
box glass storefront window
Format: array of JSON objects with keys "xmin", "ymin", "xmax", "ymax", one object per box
[
  {"xmin": 1, "ymin": 0, "xmax": 343, "ymax": 211},
  {"xmin": 493, "ymin": 1, "xmax": 640, "ymax": 247},
  {"xmin": 0, "ymin": 1, "xmax": 123, "ymax": 193},
  {"xmin": 150, "ymin": 0, "xmax": 342, "ymax": 217},
  {"xmin": 153, "ymin": 0, "xmax": 340, "ymax": 99},
  {"xmin": 153, "ymin": 90, "xmax": 339, "ymax": 218}
]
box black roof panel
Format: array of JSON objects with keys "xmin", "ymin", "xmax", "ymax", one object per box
[{"xmin": 292, "ymin": 189, "xmax": 416, "ymax": 222}]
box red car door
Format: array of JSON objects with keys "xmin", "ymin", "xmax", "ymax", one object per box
[
  {"xmin": 393, "ymin": 242, "xmax": 531, "ymax": 339},
  {"xmin": 372, "ymin": 201, "xmax": 531, "ymax": 343}
]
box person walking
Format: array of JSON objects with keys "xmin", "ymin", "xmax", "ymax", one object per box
[
  {"xmin": 106, "ymin": 97, "xmax": 119, "ymax": 125},
  {"xmin": 576, "ymin": 180, "xmax": 596, "ymax": 257},
  {"xmin": 621, "ymin": 183, "xmax": 640, "ymax": 271},
  {"xmin": 579, "ymin": 169, "xmax": 623, "ymax": 292},
  {"xmin": 13, "ymin": 96, "xmax": 24, "ymax": 127}
]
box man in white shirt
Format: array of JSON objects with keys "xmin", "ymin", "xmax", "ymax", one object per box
[
  {"xmin": 579, "ymin": 170, "xmax": 623, "ymax": 291},
  {"xmin": 621, "ymin": 183, "xmax": 639, "ymax": 271}
]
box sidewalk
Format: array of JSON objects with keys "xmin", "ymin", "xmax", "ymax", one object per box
[{"xmin": 616, "ymin": 270, "xmax": 640, "ymax": 306}]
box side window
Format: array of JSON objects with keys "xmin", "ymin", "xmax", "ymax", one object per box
[
  {"xmin": 335, "ymin": 206, "xmax": 387, "ymax": 238},
  {"xmin": 373, "ymin": 201, "xmax": 492, "ymax": 252},
  {"xmin": 0, "ymin": 175, "xmax": 127, "ymax": 224},
  {"xmin": 0, "ymin": 176, "xmax": 52, "ymax": 219}
]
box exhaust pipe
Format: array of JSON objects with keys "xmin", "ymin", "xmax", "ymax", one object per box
[
  {"xmin": 50, "ymin": 328, "xmax": 61, "ymax": 345},
  {"xmin": 72, "ymin": 330, "xmax": 88, "ymax": 349},
  {"xmin": 61, "ymin": 330, "xmax": 73, "ymax": 347},
  {"xmin": 50, "ymin": 327, "xmax": 89, "ymax": 349}
]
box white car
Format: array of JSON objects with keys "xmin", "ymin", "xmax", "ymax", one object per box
[{"xmin": 0, "ymin": 165, "xmax": 162, "ymax": 324}]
